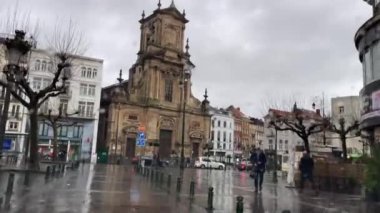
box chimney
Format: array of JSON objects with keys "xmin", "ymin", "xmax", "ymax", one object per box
[{"xmin": 316, "ymin": 109, "xmax": 320, "ymax": 116}]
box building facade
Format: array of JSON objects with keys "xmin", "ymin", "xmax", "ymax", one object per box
[
  {"xmin": 330, "ymin": 96, "xmax": 363, "ymax": 155},
  {"xmin": 249, "ymin": 117, "xmax": 264, "ymax": 149},
  {"xmin": 209, "ymin": 107, "xmax": 234, "ymax": 162},
  {"xmin": 226, "ymin": 106, "xmax": 251, "ymax": 158},
  {"xmin": 0, "ymin": 37, "xmax": 103, "ymax": 162},
  {"xmin": 30, "ymin": 49, "xmax": 103, "ymax": 162},
  {"xmin": 97, "ymin": 2, "xmax": 211, "ymax": 161},
  {"xmin": 355, "ymin": 1, "xmax": 380, "ymax": 147}
]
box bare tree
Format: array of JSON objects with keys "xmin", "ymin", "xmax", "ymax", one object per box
[
  {"xmin": 39, "ymin": 100, "xmax": 78, "ymax": 161},
  {"xmin": 330, "ymin": 118, "xmax": 359, "ymax": 160},
  {"xmin": 268, "ymin": 103, "xmax": 327, "ymax": 153},
  {"xmin": 0, "ymin": 20, "xmax": 85, "ymax": 169},
  {"xmin": 329, "ymin": 97, "xmax": 361, "ymax": 160}
]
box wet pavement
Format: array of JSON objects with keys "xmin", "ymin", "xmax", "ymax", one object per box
[{"xmin": 0, "ymin": 164, "xmax": 378, "ymax": 213}]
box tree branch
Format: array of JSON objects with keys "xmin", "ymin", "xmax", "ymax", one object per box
[{"xmin": 0, "ymin": 80, "xmax": 30, "ymax": 107}]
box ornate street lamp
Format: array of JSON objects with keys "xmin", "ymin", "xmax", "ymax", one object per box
[
  {"xmin": 0, "ymin": 30, "xmax": 32, "ymax": 153},
  {"xmin": 179, "ymin": 61, "xmax": 193, "ymax": 170}
]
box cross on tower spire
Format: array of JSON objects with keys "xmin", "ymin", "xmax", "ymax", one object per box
[
  {"xmin": 157, "ymin": 0, "xmax": 161, "ymax": 9},
  {"xmin": 117, "ymin": 69, "xmax": 123, "ymax": 83}
]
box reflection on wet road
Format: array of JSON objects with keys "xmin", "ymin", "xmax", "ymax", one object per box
[{"xmin": 0, "ymin": 164, "xmax": 378, "ymax": 213}]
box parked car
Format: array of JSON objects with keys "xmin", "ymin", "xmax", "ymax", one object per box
[
  {"xmin": 194, "ymin": 157, "xmax": 225, "ymax": 170},
  {"xmin": 237, "ymin": 160, "xmax": 253, "ymax": 171}
]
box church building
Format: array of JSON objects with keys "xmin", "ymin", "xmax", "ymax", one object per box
[{"xmin": 97, "ymin": 1, "xmax": 211, "ymax": 161}]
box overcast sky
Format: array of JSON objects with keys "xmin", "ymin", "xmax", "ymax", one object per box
[{"xmin": 1, "ymin": 0, "xmax": 372, "ymax": 118}]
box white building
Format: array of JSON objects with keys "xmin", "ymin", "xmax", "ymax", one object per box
[
  {"xmin": 0, "ymin": 37, "xmax": 103, "ymax": 163},
  {"xmin": 330, "ymin": 96, "xmax": 363, "ymax": 156},
  {"xmin": 209, "ymin": 107, "xmax": 234, "ymax": 162}
]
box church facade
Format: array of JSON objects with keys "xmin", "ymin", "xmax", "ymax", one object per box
[{"xmin": 97, "ymin": 2, "xmax": 211, "ymax": 161}]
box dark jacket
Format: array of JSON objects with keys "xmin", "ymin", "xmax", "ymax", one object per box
[
  {"xmin": 299, "ymin": 155, "xmax": 314, "ymax": 174},
  {"xmin": 250, "ymin": 151, "xmax": 267, "ymax": 172}
]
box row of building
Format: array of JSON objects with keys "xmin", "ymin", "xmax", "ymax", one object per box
[
  {"xmin": 0, "ymin": 35, "xmax": 103, "ymax": 162},
  {"xmin": 0, "ymin": 1, "xmax": 370, "ymax": 165}
]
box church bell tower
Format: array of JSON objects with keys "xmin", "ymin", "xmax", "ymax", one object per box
[{"xmin": 128, "ymin": 0, "xmax": 194, "ymax": 108}]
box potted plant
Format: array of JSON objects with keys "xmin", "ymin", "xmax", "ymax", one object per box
[{"xmin": 364, "ymin": 147, "xmax": 380, "ymax": 201}]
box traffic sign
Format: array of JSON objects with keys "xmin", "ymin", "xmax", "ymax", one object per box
[
  {"xmin": 136, "ymin": 132, "xmax": 146, "ymax": 147},
  {"xmin": 3, "ymin": 139, "xmax": 11, "ymax": 150}
]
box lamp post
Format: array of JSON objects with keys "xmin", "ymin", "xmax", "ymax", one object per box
[
  {"xmin": 273, "ymin": 128, "xmax": 278, "ymax": 183},
  {"xmin": 0, "ymin": 31, "xmax": 31, "ymax": 155},
  {"xmin": 312, "ymin": 93, "xmax": 326, "ymax": 145},
  {"xmin": 114, "ymin": 69, "xmax": 123, "ymax": 164},
  {"xmin": 179, "ymin": 63, "xmax": 192, "ymax": 170}
]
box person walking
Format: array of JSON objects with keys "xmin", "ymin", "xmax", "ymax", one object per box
[
  {"xmin": 250, "ymin": 147, "xmax": 267, "ymax": 193},
  {"xmin": 299, "ymin": 151, "xmax": 318, "ymax": 195}
]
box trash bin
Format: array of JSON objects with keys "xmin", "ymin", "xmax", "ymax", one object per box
[{"xmin": 97, "ymin": 151, "xmax": 108, "ymax": 164}]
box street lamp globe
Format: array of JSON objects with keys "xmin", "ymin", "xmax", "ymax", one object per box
[{"xmin": 5, "ymin": 30, "xmax": 32, "ymax": 66}]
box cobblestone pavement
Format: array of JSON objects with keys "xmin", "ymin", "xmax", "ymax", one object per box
[{"xmin": 0, "ymin": 164, "xmax": 378, "ymax": 213}]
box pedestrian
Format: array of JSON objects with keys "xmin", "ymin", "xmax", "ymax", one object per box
[
  {"xmin": 299, "ymin": 151, "xmax": 318, "ymax": 195},
  {"xmin": 250, "ymin": 147, "xmax": 267, "ymax": 193}
]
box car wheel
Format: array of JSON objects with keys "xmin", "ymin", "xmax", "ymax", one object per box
[
  {"xmin": 201, "ymin": 164, "xmax": 205, "ymax": 169},
  {"xmin": 219, "ymin": 166, "xmax": 223, "ymax": 170}
]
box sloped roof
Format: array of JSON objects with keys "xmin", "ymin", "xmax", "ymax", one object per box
[
  {"xmin": 268, "ymin": 108, "xmax": 322, "ymax": 120},
  {"xmin": 226, "ymin": 105, "xmax": 247, "ymax": 119}
]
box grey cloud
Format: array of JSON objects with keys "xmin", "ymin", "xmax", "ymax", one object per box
[{"xmin": 1, "ymin": 0, "xmax": 372, "ymax": 117}]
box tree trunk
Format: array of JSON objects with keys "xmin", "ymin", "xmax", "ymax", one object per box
[
  {"xmin": 303, "ymin": 137, "xmax": 310, "ymax": 153},
  {"xmin": 341, "ymin": 135, "xmax": 348, "ymax": 161},
  {"xmin": 52, "ymin": 124, "xmax": 58, "ymax": 161},
  {"xmin": 29, "ymin": 107, "xmax": 40, "ymax": 170}
]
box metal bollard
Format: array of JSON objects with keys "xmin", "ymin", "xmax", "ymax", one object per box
[
  {"xmin": 24, "ymin": 170, "xmax": 30, "ymax": 186},
  {"xmin": 57, "ymin": 164, "xmax": 61, "ymax": 175},
  {"xmin": 146, "ymin": 168, "xmax": 150, "ymax": 178},
  {"xmin": 6, "ymin": 173, "xmax": 15, "ymax": 195},
  {"xmin": 155, "ymin": 170, "xmax": 159, "ymax": 182},
  {"xmin": 236, "ymin": 196, "xmax": 244, "ymax": 213},
  {"xmin": 176, "ymin": 177, "xmax": 182, "ymax": 193},
  {"xmin": 61, "ymin": 164, "xmax": 65, "ymax": 173},
  {"xmin": 206, "ymin": 187, "xmax": 214, "ymax": 210},
  {"xmin": 151, "ymin": 169, "xmax": 154, "ymax": 180},
  {"xmin": 45, "ymin": 166, "xmax": 51, "ymax": 179},
  {"xmin": 189, "ymin": 179, "xmax": 195, "ymax": 199},
  {"xmin": 71, "ymin": 162, "xmax": 75, "ymax": 170},
  {"xmin": 52, "ymin": 165, "xmax": 56, "ymax": 176},
  {"xmin": 167, "ymin": 174, "xmax": 172, "ymax": 189},
  {"xmin": 160, "ymin": 172, "xmax": 164, "ymax": 184}
]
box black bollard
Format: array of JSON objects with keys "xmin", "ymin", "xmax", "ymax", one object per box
[
  {"xmin": 167, "ymin": 174, "xmax": 172, "ymax": 190},
  {"xmin": 57, "ymin": 164, "xmax": 61, "ymax": 175},
  {"xmin": 61, "ymin": 164, "xmax": 65, "ymax": 173},
  {"xmin": 282, "ymin": 211, "xmax": 291, "ymax": 213},
  {"xmin": 71, "ymin": 162, "xmax": 75, "ymax": 170},
  {"xmin": 151, "ymin": 169, "xmax": 154, "ymax": 180},
  {"xmin": 189, "ymin": 179, "xmax": 195, "ymax": 200},
  {"xmin": 155, "ymin": 170, "xmax": 159, "ymax": 182},
  {"xmin": 24, "ymin": 170, "xmax": 30, "ymax": 186},
  {"xmin": 160, "ymin": 172, "xmax": 164, "ymax": 184},
  {"xmin": 52, "ymin": 165, "xmax": 56, "ymax": 176},
  {"xmin": 146, "ymin": 168, "xmax": 150, "ymax": 178},
  {"xmin": 6, "ymin": 173, "xmax": 15, "ymax": 195},
  {"xmin": 176, "ymin": 177, "xmax": 182, "ymax": 193},
  {"xmin": 206, "ymin": 187, "xmax": 214, "ymax": 210},
  {"xmin": 45, "ymin": 166, "xmax": 51, "ymax": 179},
  {"xmin": 236, "ymin": 196, "xmax": 244, "ymax": 213}
]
